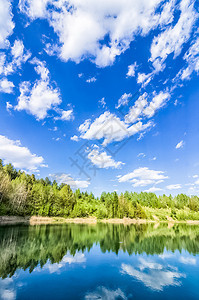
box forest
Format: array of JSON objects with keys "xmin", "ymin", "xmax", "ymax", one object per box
[{"xmin": 1, "ymin": 159, "xmax": 199, "ymax": 220}]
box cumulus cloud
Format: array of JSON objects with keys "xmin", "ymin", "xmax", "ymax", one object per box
[
  {"xmin": 0, "ymin": 134, "xmax": 46, "ymax": 171},
  {"xmin": 54, "ymin": 109, "xmax": 74, "ymax": 121},
  {"xmin": 166, "ymin": 184, "xmax": 182, "ymax": 190},
  {"xmin": 19, "ymin": 0, "xmax": 181, "ymax": 67},
  {"xmin": 118, "ymin": 167, "xmax": 168, "ymax": 187},
  {"xmin": 0, "ymin": 78, "xmax": 14, "ymax": 93},
  {"xmin": 126, "ymin": 62, "xmax": 137, "ymax": 77},
  {"xmin": 49, "ymin": 173, "xmax": 90, "ymax": 189},
  {"xmin": 70, "ymin": 135, "xmax": 79, "ymax": 142},
  {"xmin": 79, "ymin": 111, "xmax": 152, "ymax": 146},
  {"xmin": 0, "ymin": 0, "xmax": 14, "ymax": 48},
  {"xmin": 15, "ymin": 59, "xmax": 62, "ymax": 120},
  {"xmin": 87, "ymin": 145, "xmax": 124, "ymax": 169},
  {"xmin": 176, "ymin": 140, "xmax": 184, "ymax": 149}
]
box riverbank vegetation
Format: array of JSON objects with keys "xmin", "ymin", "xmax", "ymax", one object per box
[{"xmin": 1, "ymin": 160, "xmax": 199, "ymax": 221}]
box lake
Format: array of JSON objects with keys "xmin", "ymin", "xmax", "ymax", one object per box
[{"xmin": 0, "ymin": 223, "xmax": 199, "ymax": 299}]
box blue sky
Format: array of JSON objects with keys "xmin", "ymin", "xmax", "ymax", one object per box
[{"xmin": 0, "ymin": 0, "xmax": 199, "ymax": 196}]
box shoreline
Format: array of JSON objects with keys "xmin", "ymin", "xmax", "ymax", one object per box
[{"xmin": 1, "ymin": 216, "xmax": 199, "ymax": 225}]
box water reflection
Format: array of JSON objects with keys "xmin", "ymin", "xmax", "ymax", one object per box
[
  {"xmin": 0, "ymin": 223, "xmax": 199, "ymax": 279},
  {"xmin": 121, "ymin": 258, "xmax": 185, "ymax": 291},
  {"xmin": 0, "ymin": 223, "xmax": 199, "ymax": 299}
]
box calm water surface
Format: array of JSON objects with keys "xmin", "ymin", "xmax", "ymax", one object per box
[{"xmin": 0, "ymin": 223, "xmax": 199, "ymax": 299}]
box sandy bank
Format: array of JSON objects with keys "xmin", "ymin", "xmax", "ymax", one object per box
[{"xmin": 1, "ymin": 216, "xmax": 199, "ymax": 225}]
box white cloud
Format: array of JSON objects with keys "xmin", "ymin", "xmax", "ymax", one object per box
[
  {"xmin": 70, "ymin": 135, "xmax": 79, "ymax": 142},
  {"xmin": 79, "ymin": 111, "xmax": 152, "ymax": 146},
  {"xmin": 19, "ymin": 0, "xmax": 179, "ymax": 67},
  {"xmin": 144, "ymin": 187, "xmax": 162, "ymax": 193},
  {"xmin": 0, "ymin": 78, "xmax": 14, "ymax": 93},
  {"xmin": 0, "ymin": 40, "xmax": 31, "ymax": 76},
  {"xmin": 143, "ymin": 91, "xmax": 171, "ymax": 118},
  {"xmin": 166, "ymin": 184, "xmax": 182, "ymax": 190},
  {"xmin": 193, "ymin": 175, "xmax": 198, "ymax": 178},
  {"xmin": 87, "ymin": 146, "xmax": 124, "ymax": 169},
  {"xmin": 6, "ymin": 101, "xmax": 13, "ymax": 112},
  {"xmin": 126, "ymin": 62, "xmax": 137, "ymax": 77},
  {"xmin": 116, "ymin": 93, "xmax": 132, "ymax": 109},
  {"xmin": 54, "ymin": 109, "xmax": 74, "ymax": 121},
  {"xmin": 85, "ymin": 287, "xmax": 127, "ymax": 300},
  {"xmin": 50, "ymin": 173, "xmax": 90, "ymax": 189},
  {"xmin": 137, "ymin": 153, "xmax": 146, "ymax": 158},
  {"xmin": 118, "ymin": 167, "xmax": 168, "ymax": 187},
  {"xmin": 175, "ymin": 140, "xmax": 184, "ymax": 149},
  {"xmin": 125, "ymin": 93, "xmax": 147, "ymax": 123},
  {"xmin": 98, "ymin": 97, "xmax": 106, "ymax": 108},
  {"xmin": 121, "ymin": 259, "xmax": 185, "ymax": 291},
  {"xmin": 177, "ymin": 37, "xmax": 199, "ymax": 81},
  {"xmin": 15, "ymin": 59, "xmax": 62, "ymax": 120},
  {"xmin": 0, "ymin": 134, "xmax": 46, "ymax": 171},
  {"xmin": 43, "ymin": 253, "xmax": 86, "ymax": 274},
  {"xmin": 179, "ymin": 257, "xmax": 196, "ymax": 265},
  {"xmin": 86, "ymin": 76, "xmax": 96, "ymax": 83},
  {"xmin": 150, "ymin": 0, "xmax": 198, "ymax": 72},
  {"xmin": 0, "ymin": 0, "xmax": 14, "ymax": 48}
]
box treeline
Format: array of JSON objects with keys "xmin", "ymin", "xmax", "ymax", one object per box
[
  {"xmin": 0, "ymin": 160, "xmax": 199, "ymax": 220},
  {"xmin": 1, "ymin": 223, "xmax": 199, "ymax": 278}
]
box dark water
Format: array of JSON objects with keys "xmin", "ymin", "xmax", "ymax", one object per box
[{"xmin": 0, "ymin": 223, "xmax": 199, "ymax": 300}]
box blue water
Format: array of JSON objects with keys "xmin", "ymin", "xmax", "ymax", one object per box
[{"xmin": 0, "ymin": 223, "xmax": 199, "ymax": 299}]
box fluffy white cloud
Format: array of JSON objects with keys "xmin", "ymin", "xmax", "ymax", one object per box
[
  {"xmin": 143, "ymin": 92, "xmax": 171, "ymax": 118},
  {"xmin": 118, "ymin": 167, "xmax": 168, "ymax": 187},
  {"xmin": 19, "ymin": 0, "xmax": 180, "ymax": 67},
  {"xmin": 116, "ymin": 93, "xmax": 132, "ymax": 109},
  {"xmin": 87, "ymin": 145, "xmax": 124, "ymax": 169},
  {"xmin": 50, "ymin": 173, "xmax": 90, "ymax": 189},
  {"xmin": 166, "ymin": 184, "xmax": 181, "ymax": 190},
  {"xmin": 0, "ymin": 134, "xmax": 46, "ymax": 171},
  {"xmin": 126, "ymin": 62, "xmax": 137, "ymax": 77},
  {"xmin": 150, "ymin": 0, "xmax": 198, "ymax": 72},
  {"xmin": 70, "ymin": 135, "xmax": 79, "ymax": 142},
  {"xmin": 54, "ymin": 109, "xmax": 74, "ymax": 121},
  {"xmin": 0, "ymin": 0, "xmax": 14, "ymax": 48},
  {"xmin": 15, "ymin": 59, "xmax": 62, "ymax": 120},
  {"xmin": 79, "ymin": 111, "xmax": 152, "ymax": 146},
  {"xmin": 176, "ymin": 140, "xmax": 184, "ymax": 149},
  {"xmin": 0, "ymin": 78, "xmax": 14, "ymax": 93}
]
